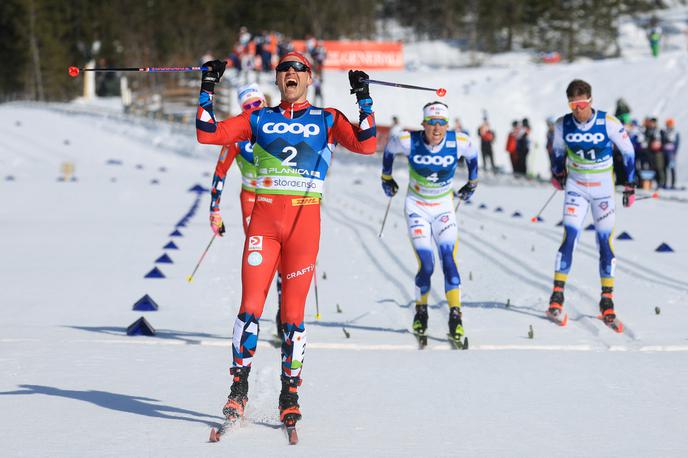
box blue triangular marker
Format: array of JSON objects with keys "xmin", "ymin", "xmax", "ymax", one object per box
[
  {"xmin": 188, "ymin": 184, "xmax": 209, "ymax": 193},
  {"xmin": 479, "ymin": 203, "xmax": 487, "ymax": 209},
  {"xmin": 169, "ymin": 229, "xmax": 183, "ymax": 237},
  {"xmin": 656, "ymin": 243, "xmax": 674, "ymax": 253},
  {"xmin": 144, "ymin": 267, "xmax": 166, "ymax": 278},
  {"xmin": 616, "ymin": 231, "xmax": 633, "ymax": 240},
  {"xmin": 132, "ymin": 294, "xmax": 159, "ymax": 311},
  {"xmin": 155, "ymin": 253, "xmax": 173, "ymax": 264},
  {"xmin": 5, "ymin": 175, "xmax": 15, "ymax": 181},
  {"xmin": 585, "ymin": 223, "xmax": 595, "ymax": 231},
  {"xmin": 163, "ymin": 241, "xmax": 178, "ymax": 250},
  {"xmin": 150, "ymin": 179, "xmax": 159, "ymax": 185},
  {"xmin": 106, "ymin": 159, "xmax": 123, "ymax": 165},
  {"xmin": 463, "ymin": 200, "xmax": 472, "ymax": 205},
  {"xmin": 176, "ymin": 220, "xmax": 187, "ymax": 228},
  {"xmin": 536, "ymin": 216, "xmax": 544, "ymax": 222},
  {"xmin": 556, "ymin": 220, "xmax": 563, "ymax": 227},
  {"xmin": 512, "ymin": 211, "xmax": 522, "ymax": 218},
  {"xmin": 494, "ymin": 207, "xmax": 504, "ymax": 213},
  {"xmin": 126, "ymin": 316, "xmax": 156, "ymax": 336}
]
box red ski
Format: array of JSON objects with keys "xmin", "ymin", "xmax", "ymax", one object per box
[
  {"xmin": 597, "ymin": 314, "xmax": 624, "ymax": 333},
  {"xmin": 546, "ymin": 310, "xmax": 568, "ymax": 327},
  {"xmin": 283, "ymin": 416, "xmax": 299, "ymax": 445},
  {"xmin": 209, "ymin": 417, "xmax": 240, "ymax": 442}
]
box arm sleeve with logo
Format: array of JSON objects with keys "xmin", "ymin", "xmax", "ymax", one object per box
[
  {"xmin": 325, "ymin": 105, "xmax": 377, "ymax": 155},
  {"xmin": 382, "ymin": 131, "xmax": 411, "ymax": 176},
  {"xmin": 457, "ymin": 133, "xmax": 479, "ymax": 181},
  {"xmin": 605, "ymin": 114, "xmax": 636, "ymax": 183},
  {"xmin": 196, "ymin": 89, "xmax": 253, "ymax": 145},
  {"xmin": 210, "ymin": 144, "xmax": 240, "ymax": 213},
  {"xmin": 551, "ymin": 117, "xmax": 566, "ymax": 175}
]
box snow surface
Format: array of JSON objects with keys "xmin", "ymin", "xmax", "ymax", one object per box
[{"xmin": 2, "ymin": 54, "xmax": 688, "ymax": 456}]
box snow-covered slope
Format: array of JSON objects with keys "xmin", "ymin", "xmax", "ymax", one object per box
[{"xmin": 1, "ymin": 101, "xmax": 687, "ymax": 456}]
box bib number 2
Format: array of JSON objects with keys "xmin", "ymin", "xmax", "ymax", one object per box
[{"xmin": 282, "ymin": 146, "xmax": 298, "ymax": 167}]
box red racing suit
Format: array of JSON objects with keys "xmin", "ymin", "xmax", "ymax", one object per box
[{"xmin": 197, "ymin": 91, "xmax": 376, "ymax": 380}]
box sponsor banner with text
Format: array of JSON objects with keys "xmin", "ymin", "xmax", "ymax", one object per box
[{"xmin": 293, "ymin": 40, "xmax": 404, "ymax": 70}]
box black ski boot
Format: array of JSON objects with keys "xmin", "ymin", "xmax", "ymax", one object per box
[
  {"xmin": 222, "ymin": 367, "xmax": 249, "ymax": 420},
  {"xmin": 412, "ymin": 303, "xmax": 428, "ymax": 335},
  {"xmin": 599, "ymin": 286, "xmax": 616, "ymax": 324},
  {"xmin": 547, "ymin": 280, "xmax": 566, "ymax": 319},
  {"xmin": 279, "ymin": 375, "xmax": 302, "ymax": 424},
  {"xmin": 448, "ymin": 306, "xmax": 464, "ymax": 340}
]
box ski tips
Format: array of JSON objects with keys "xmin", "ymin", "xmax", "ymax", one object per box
[{"xmin": 209, "ymin": 428, "xmax": 220, "ymax": 442}]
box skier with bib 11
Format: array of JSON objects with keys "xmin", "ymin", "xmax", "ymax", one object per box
[
  {"xmin": 547, "ymin": 79, "xmax": 635, "ymax": 331},
  {"xmin": 196, "ymin": 52, "xmax": 376, "ymax": 438},
  {"xmin": 381, "ymin": 101, "xmax": 478, "ymax": 347}
]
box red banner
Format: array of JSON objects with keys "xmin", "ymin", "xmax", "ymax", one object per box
[{"xmin": 292, "ymin": 41, "xmax": 404, "ymax": 70}]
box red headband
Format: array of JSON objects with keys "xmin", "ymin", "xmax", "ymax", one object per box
[{"xmin": 277, "ymin": 52, "xmax": 312, "ymax": 73}]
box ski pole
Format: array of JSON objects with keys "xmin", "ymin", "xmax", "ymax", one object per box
[
  {"xmin": 378, "ymin": 198, "xmax": 393, "ymax": 238},
  {"xmin": 68, "ymin": 65, "xmax": 208, "ymax": 77},
  {"xmin": 361, "ymin": 78, "xmax": 446, "ymax": 97},
  {"xmin": 530, "ymin": 189, "xmax": 559, "ymax": 222},
  {"xmin": 313, "ymin": 268, "xmax": 321, "ymax": 320},
  {"xmin": 186, "ymin": 231, "xmax": 219, "ymax": 283},
  {"xmin": 634, "ymin": 192, "xmax": 660, "ymax": 201}
]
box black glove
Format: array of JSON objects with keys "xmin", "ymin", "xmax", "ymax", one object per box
[
  {"xmin": 201, "ymin": 60, "xmax": 226, "ymax": 93},
  {"xmin": 622, "ymin": 183, "xmax": 635, "ymax": 208},
  {"xmin": 551, "ymin": 170, "xmax": 566, "ymax": 190},
  {"xmin": 381, "ymin": 175, "xmax": 398, "ymax": 197},
  {"xmin": 456, "ymin": 181, "xmax": 477, "ymax": 201},
  {"xmin": 348, "ymin": 70, "xmax": 370, "ymax": 100}
]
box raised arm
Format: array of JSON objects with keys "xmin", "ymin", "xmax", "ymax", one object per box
[{"xmin": 195, "ymin": 59, "xmax": 253, "ymax": 145}]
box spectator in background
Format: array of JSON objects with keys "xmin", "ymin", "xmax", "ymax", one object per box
[
  {"xmin": 312, "ymin": 73, "xmax": 324, "ymax": 106},
  {"xmin": 648, "ymin": 23, "xmax": 662, "ymax": 57},
  {"xmin": 390, "ymin": 115, "xmax": 402, "ymax": 138},
  {"xmin": 506, "ymin": 120, "xmax": 519, "ymax": 174},
  {"xmin": 645, "ymin": 117, "xmax": 664, "ymax": 188},
  {"xmin": 312, "ymin": 41, "xmax": 327, "ymax": 76},
  {"xmin": 453, "ymin": 118, "xmax": 469, "ymax": 135},
  {"xmin": 477, "ymin": 118, "xmax": 496, "ymax": 173},
  {"xmin": 277, "ymin": 35, "xmax": 294, "ymax": 60},
  {"xmin": 614, "ymin": 98, "xmax": 631, "ymax": 125},
  {"xmin": 516, "ymin": 118, "xmax": 531, "ymax": 176},
  {"xmin": 254, "ymin": 31, "xmax": 272, "ymax": 73},
  {"xmin": 661, "ymin": 118, "xmax": 680, "ymax": 189},
  {"xmin": 546, "ymin": 117, "xmax": 556, "ymax": 175}
]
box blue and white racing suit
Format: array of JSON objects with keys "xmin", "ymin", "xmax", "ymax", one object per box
[
  {"xmin": 383, "ymin": 130, "xmax": 478, "ymax": 307},
  {"xmin": 551, "ymin": 110, "xmax": 635, "ymax": 288}
]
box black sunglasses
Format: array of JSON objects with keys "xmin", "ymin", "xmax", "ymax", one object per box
[{"xmin": 276, "ymin": 61, "xmax": 310, "ymax": 73}]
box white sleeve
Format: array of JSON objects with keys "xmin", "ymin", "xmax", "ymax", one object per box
[
  {"xmin": 385, "ymin": 130, "xmax": 411, "ymax": 157},
  {"xmin": 455, "ymin": 132, "xmax": 478, "ymax": 160},
  {"xmin": 605, "ymin": 114, "xmax": 634, "ymax": 157}
]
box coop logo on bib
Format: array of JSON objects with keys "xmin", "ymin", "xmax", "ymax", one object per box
[
  {"xmin": 565, "ymin": 132, "xmax": 605, "ymax": 144},
  {"xmin": 262, "ymin": 122, "xmax": 320, "ymax": 138},
  {"xmin": 412, "ymin": 155, "xmax": 455, "ymax": 167}
]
